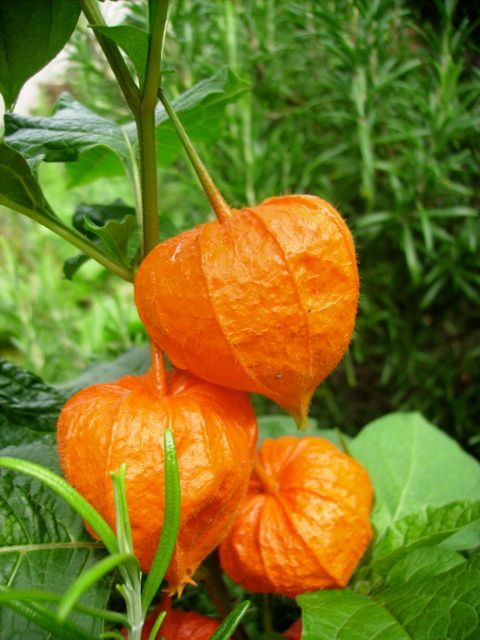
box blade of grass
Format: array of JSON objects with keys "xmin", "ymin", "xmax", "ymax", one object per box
[
  {"xmin": 147, "ymin": 610, "xmax": 167, "ymax": 640},
  {"xmin": 0, "ymin": 457, "xmax": 118, "ymax": 554},
  {"xmin": 209, "ymin": 601, "xmax": 251, "ymax": 640},
  {"xmin": 141, "ymin": 429, "xmax": 180, "ymax": 614}
]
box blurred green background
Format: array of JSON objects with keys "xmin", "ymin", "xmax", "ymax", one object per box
[{"xmin": 1, "ymin": 0, "xmax": 479, "ymax": 452}]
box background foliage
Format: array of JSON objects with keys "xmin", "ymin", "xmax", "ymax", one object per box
[{"xmin": 1, "ymin": 0, "xmax": 479, "ymax": 453}]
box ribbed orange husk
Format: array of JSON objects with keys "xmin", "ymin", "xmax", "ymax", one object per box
[
  {"xmin": 121, "ymin": 597, "xmax": 221, "ymax": 639},
  {"xmin": 56, "ymin": 369, "xmax": 257, "ymax": 594},
  {"xmin": 218, "ymin": 436, "xmax": 373, "ymax": 598},
  {"xmin": 134, "ymin": 195, "xmax": 359, "ymax": 426}
]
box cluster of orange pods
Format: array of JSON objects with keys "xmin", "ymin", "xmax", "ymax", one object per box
[{"xmin": 57, "ymin": 195, "xmax": 373, "ymax": 628}]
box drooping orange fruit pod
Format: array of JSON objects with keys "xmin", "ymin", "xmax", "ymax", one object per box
[
  {"xmin": 57, "ymin": 368, "xmax": 257, "ymax": 594},
  {"xmin": 134, "ymin": 194, "xmax": 359, "ymax": 426},
  {"xmin": 219, "ymin": 435, "xmax": 373, "ymax": 598},
  {"xmin": 121, "ymin": 597, "xmax": 221, "ymax": 639}
]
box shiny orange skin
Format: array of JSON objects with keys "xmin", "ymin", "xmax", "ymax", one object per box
[
  {"xmin": 57, "ymin": 369, "xmax": 257, "ymax": 594},
  {"xmin": 122, "ymin": 599, "xmax": 221, "ymax": 639},
  {"xmin": 134, "ymin": 195, "xmax": 359, "ymax": 425},
  {"xmin": 219, "ymin": 436, "xmax": 373, "ymax": 598}
]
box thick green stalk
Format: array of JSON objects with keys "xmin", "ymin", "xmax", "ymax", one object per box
[
  {"xmin": 137, "ymin": 0, "xmax": 171, "ymax": 256},
  {"xmin": 79, "ymin": 0, "xmax": 140, "ymax": 113},
  {"xmin": 158, "ymin": 89, "xmax": 231, "ymax": 223}
]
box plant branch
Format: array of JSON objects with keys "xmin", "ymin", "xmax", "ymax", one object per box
[
  {"xmin": 158, "ymin": 88, "xmax": 231, "ymax": 223},
  {"xmin": 136, "ymin": 0, "xmax": 171, "ymax": 256},
  {"xmin": 79, "ymin": 0, "xmax": 140, "ymax": 113}
]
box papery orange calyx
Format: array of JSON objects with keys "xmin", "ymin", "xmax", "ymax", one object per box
[
  {"xmin": 57, "ymin": 368, "xmax": 258, "ymax": 594},
  {"xmin": 135, "ymin": 194, "xmax": 359, "ymax": 426}
]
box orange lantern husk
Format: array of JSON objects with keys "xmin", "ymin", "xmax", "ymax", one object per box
[
  {"xmin": 219, "ymin": 435, "xmax": 373, "ymax": 598},
  {"xmin": 57, "ymin": 368, "xmax": 258, "ymax": 595},
  {"xmin": 121, "ymin": 597, "xmax": 221, "ymax": 639},
  {"xmin": 134, "ymin": 194, "xmax": 359, "ymax": 427}
]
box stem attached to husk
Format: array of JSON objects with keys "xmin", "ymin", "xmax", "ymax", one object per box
[
  {"xmin": 150, "ymin": 342, "xmax": 169, "ymax": 395},
  {"xmin": 158, "ymin": 88, "xmax": 231, "ymax": 223}
]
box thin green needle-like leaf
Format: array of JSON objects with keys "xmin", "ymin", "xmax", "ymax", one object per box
[
  {"xmin": 0, "ymin": 587, "xmax": 127, "ymax": 625},
  {"xmin": 111, "ymin": 464, "xmax": 134, "ymax": 555},
  {"xmin": 1, "ymin": 595, "xmax": 95, "ymax": 640},
  {"xmin": 100, "ymin": 632, "xmax": 126, "ymax": 640},
  {"xmin": 0, "ymin": 457, "xmax": 118, "ymax": 554},
  {"xmin": 141, "ymin": 430, "xmax": 181, "ymax": 614},
  {"xmin": 147, "ymin": 610, "xmax": 167, "ymax": 640},
  {"xmin": 57, "ymin": 552, "xmax": 137, "ymax": 621},
  {"xmin": 209, "ymin": 601, "xmax": 251, "ymax": 640}
]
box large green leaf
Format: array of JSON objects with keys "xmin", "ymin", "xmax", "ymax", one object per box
[
  {"xmin": 4, "ymin": 95, "xmax": 130, "ymax": 167},
  {"xmin": 0, "ymin": 143, "xmax": 59, "ymax": 224},
  {"xmin": 57, "ymin": 347, "xmax": 151, "ymax": 397},
  {"xmin": 4, "ymin": 69, "xmax": 248, "ymax": 185},
  {"xmin": 350, "ymin": 413, "xmax": 480, "ymax": 534},
  {"xmin": 92, "ymin": 25, "xmax": 149, "ymax": 82},
  {"xmin": 0, "ymin": 442, "xmax": 110, "ymax": 639},
  {"xmin": 299, "ymin": 554, "xmax": 480, "ymax": 639},
  {"xmin": 0, "ymin": 359, "xmax": 66, "ymax": 443},
  {"xmin": 371, "ymin": 500, "xmax": 480, "ymax": 574},
  {"xmin": 0, "ymin": 0, "xmax": 80, "ymax": 110}
]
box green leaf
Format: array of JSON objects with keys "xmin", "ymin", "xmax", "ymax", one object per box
[
  {"xmin": 0, "ymin": 359, "xmax": 66, "ymax": 437},
  {"xmin": 0, "ymin": 144, "xmax": 133, "ymax": 281},
  {"xmin": 299, "ymin": 555, "xmax": 480, "ymax": 639},
  {"xmin": 384, "ymin": 547, "xmax": 465, "ymax": 588},
  {"xmin": 4, "ymin": 94, "xmax": 130, "ymax": 168},
  {"xmin": 298, "ymin": 589, "xmax": 409, "ymax": 640},
  {"xmin": 83, "ymin": 215, "xmax": 138, "ymax": 266},
  {"xmin": 0, "ymin": 0, "xmax": 80, "ymax": 110},
  {"xmin": 73, "ymin": 201, "xmax": 137, "ymax": 238},
  {"xmin": 57, "ymin": 347, "xmax": 150, "ymax": 397},
  {"xmin": 0, "ymin": 442, "xmax": 111, "ymax": 639},
  {"xmin": 209, "ymin": 601, "xmax": 251, "ymax": 640},
  {"xmin": 350, "ymin": 413, "xmax": 480, "ymax": 534},
  {"xmin": 372, "ymin": 500, "xmax": 480, "ymax": 573},
  {"xmin": 63, "ymin": 254, "xmax": 91, "ymax": 281},
  {"xmin": 65, "ymin": 146, "xmax": 125, "ymax": 188},
  {"xmin": 0, "ymin": 142, "xmax": 59, "ymax": 224},
  {"xmin": 93, "ymin": 25, "xmax": 149, "ymax": 82},
  {"xmin": 257, "ymin": 414, "xmax": 348, "ymax": 449}
]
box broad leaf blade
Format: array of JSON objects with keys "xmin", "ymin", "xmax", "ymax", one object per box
[
  {"xmin": 92, "ymin": 25, "xmax": 149, "ymax": 82},
  {"xmin": 0, "ymin": 0, "xmax": 80, "ymax": 110},
  {"xmin": 0, "ymin": 359, "xmax": 66, "ymax": 439},
  {"xmin": 372, "ymin": 500, "xmax": 480, "ymax": 573},
  {"xmin": 4, "ymin": 94, "xmax": 129, "ymax": 167},
  {"xmin": 350, "ymin": 413, "xmax": 480, "ymax": 534},
  {"xmin": 299, "ymin": 555, "xmax": 480, "ymax": 640},
  {"xmin": 0, "ymin": 442, "xmax": 110, "ymax": 639},
  {"xmin": 0, "ymin": 143, "xmax": 58, "ymax": 222}
]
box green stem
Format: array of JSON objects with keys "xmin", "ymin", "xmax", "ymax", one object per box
[
  {"xmin": 79, "ymin": 0, "xmax": 140, "ymax": 113},
  {"xmin": 136, "ymin": 0, "xmax": 171, "ymax": 256},
  {"xmin": 3, "ymin": 201, "xmax": 134, "ymax": 282},
  {"xmin": 158, "ymin": 89, "xmax": 231, "ymax": 223},
  {"xmin": 198, "ymin": 552, "xmax": 250, "ymax": 640}
]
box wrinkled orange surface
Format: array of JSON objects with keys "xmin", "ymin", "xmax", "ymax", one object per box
[
  {"xmin": 219, "ymin": 436, "xmax": 373, "ymax": 598},
  {"xmin": 57, "ymin": 369, "xmax": 257, "ymax": 594},
  {"xmin": 134, "ymin": 195, "xmax": 359, "ymax": 426},
  {"xmin": 121, "ymin": 597, "xmax": 221, "ymax": 639}
]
